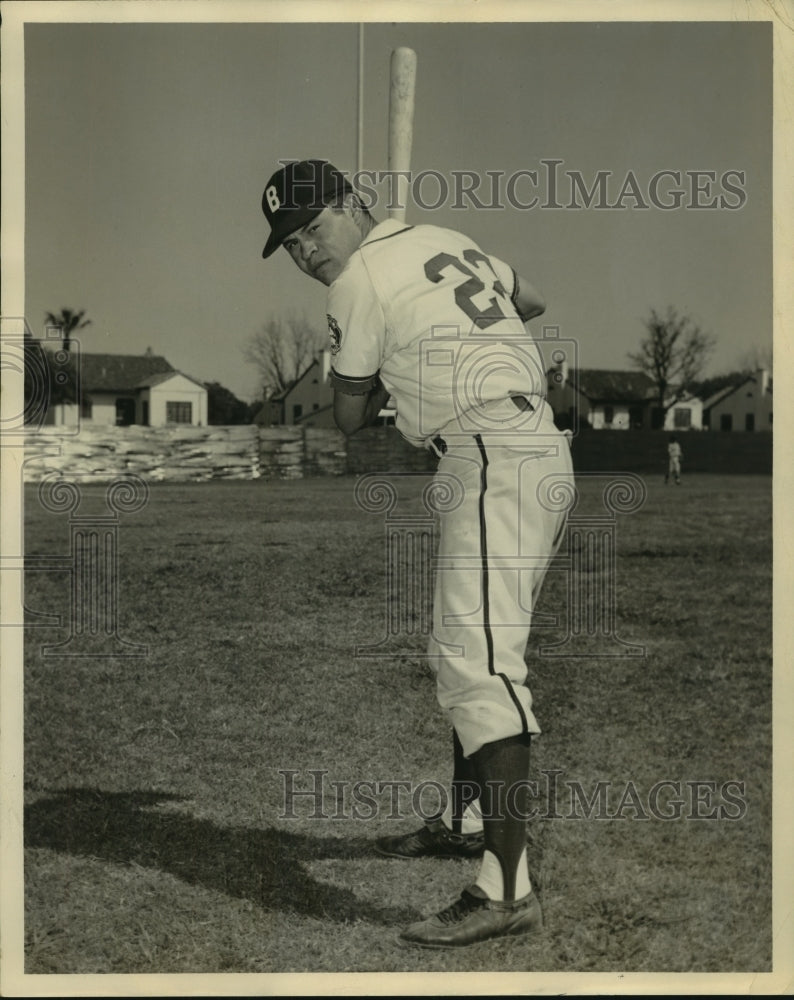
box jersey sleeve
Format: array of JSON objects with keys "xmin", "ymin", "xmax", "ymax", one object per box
[
  {"xmin": 487, "ymin": 254, "xmax": 520, "ymax": 311},
  {"xmin": 326, "ymin": 260, "xmax": 387, "ymax": 395}
]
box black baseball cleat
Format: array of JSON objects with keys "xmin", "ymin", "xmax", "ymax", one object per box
[
  {"xmin": 398, "ymin": 884, "xmax": 543, "ymax": 948},
  {"xmin": 374, "ymin": 816, "xmax": 484, "ymax": 859}
]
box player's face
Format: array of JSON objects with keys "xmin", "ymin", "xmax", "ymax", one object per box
[{"xmin": 282, "ymin": 207, "xmax": 363, "ymax": 286}]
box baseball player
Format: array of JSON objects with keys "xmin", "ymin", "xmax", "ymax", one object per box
[
  {"xmin": 261, "ymin": 159, "xmax": 573, "ymax": 948},
  {"xmin": 665, "ymin": 435, "xmax": 682, "ymax": 484}
]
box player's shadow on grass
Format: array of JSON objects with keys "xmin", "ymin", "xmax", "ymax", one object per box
[{"xmin": 24, "ymin": 788, "xmax": 420, "ymax": 926}]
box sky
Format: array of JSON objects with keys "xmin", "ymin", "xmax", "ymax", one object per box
[{"xmin": 15, "ymin": 11, "xmax": 775, "ymax": 403}]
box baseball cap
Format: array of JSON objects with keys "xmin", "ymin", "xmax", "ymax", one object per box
[{"xmin": 261, "ymin": 159, "xmax": 354, "ymax": 259}]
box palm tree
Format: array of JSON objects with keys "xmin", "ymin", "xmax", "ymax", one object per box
[{"xmin": 44, "ymin": 308, "xmax": 92, "ymax": 351}]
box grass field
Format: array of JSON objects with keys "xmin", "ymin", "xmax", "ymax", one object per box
[{"xmin": 22, "ymin": 472, "xmax": 772, "ymax": 976}]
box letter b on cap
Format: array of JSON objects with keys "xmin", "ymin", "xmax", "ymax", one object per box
[{"xmin": 265, "ymin": 185, "xmax": 281, "ymax": 214}]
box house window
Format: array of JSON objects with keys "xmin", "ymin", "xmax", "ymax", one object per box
[
  {"xmin": 745, "ymin": 413, "xmax": 755, "ymax": 431},
  {"xmin": 674, "ymin": 407, "xmax": 691, "ymax": 429},
  {"xmin": 166, "ymin": 401, "xmax": 192, "ymax": 424},
  {"xmin": 142, "ymin": 401, "xmax": 149, "ymax": 426},
  {"xmin": 629, "ymin": 405, "xmax": 643, "ymax": 429},
  {"xmin": 81, "ymin": 398, "xmax": 93, "ymax": 419},
  {"xmin": 293, "ymin": 403, "xmax": 303, "ymax": 421},
  {"xmin": 720, "ymin": 413, "xmax": 733, "ymax": 431},
  {"xmin": 603, "ymin": 405, "xmax": 614, "ymax": 425}
]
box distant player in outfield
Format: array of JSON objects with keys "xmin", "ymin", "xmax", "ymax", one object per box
[
  {"xmin": 261, "ymin": 159, "xmax": 573, "ymax": 948},
  {"xmin": 666, "ymin": 435, "xmax": 682, "ymax": 484}
]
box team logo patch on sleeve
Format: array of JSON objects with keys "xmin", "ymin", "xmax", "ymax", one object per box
[{"xmin": 327, "ymin": 314, "xmax": 342, "ymax": 355}]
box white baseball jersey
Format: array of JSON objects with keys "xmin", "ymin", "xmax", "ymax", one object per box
[{"xmin": 327, "ymin": 220, "xmax": 547, "ymax": 446}]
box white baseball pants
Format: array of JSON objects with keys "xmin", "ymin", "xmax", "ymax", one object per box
[{"xmin": 427, "ymin": 401, "xmax": 574, "ymax": 758}]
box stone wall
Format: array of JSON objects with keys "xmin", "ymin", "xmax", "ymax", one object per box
[{"xmin": 21, "ymin": 424, "xmax": 346, "ymax": 483}]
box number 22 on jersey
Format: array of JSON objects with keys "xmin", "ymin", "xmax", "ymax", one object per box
[{"xmin": 424, "ymin": 249, "xmax": 512, "ymax": 330}]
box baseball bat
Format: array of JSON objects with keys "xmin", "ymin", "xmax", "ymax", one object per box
[{"xmin": 387, "ymin": 47, "xmax": 417, "ymax": 223}]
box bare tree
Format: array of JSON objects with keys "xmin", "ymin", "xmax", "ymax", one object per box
[
  {"xmin": 44, "ymin": 307, "xmax": 92, "ymax": 351},
  {"xmin": 627, "ymin": 307, "xmax": 716, "ymax": 421},
  {"xmin": 244, "ymin": 313, "xmax": 327, "ymax": 399}
]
